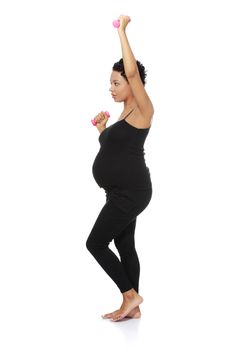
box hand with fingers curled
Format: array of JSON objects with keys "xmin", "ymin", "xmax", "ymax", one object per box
[
  {"xmin": 113, "ymin": 15, "xmax": 131, "ymax": 31},
  {"xmin": 91, "ymin": 111, "xmax": 110, "ymax": 134}
]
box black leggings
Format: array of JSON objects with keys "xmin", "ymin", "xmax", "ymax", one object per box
[{"xmin": 86, "ymin": 187, "xmax": 152, "ymax": 293}]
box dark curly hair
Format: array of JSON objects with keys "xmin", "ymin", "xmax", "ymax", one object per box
[{"xmin": 112, "ymin": 58, "xmax": 147, "ymax": 85}]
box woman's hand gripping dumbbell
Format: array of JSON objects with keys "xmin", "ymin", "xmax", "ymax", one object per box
[
  {"xmin": 112, "ymin": 16, "xmax": 131, "ymax": 28},
  {"xmin": 91, "ymin": 111, "xmax": 110, "ymax": 134}
]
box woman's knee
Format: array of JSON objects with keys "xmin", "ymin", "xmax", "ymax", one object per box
[
  {"xmin": 86, "ymin": 234, "xmax": 97, "ymax": 253},
  {"xmin": 86, "ymin": 234, "xmax": 108, "ymax": 253},
  {"xmin": 86, "ymin": 236, "xmax": 93, "ymax": 252}
]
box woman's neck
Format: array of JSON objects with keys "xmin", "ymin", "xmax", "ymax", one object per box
[{"xmin": 123, "ymin": 99, "xmax": 137, "ymax": 113}]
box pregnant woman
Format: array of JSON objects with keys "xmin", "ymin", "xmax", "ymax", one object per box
[{"xmin": 86, "ymin": 15, "xmax": 154, "ymax": 322}]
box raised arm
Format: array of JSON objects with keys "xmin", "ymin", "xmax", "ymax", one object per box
[{"xmin": 117, "ymin": 15, "xmax": 154, "ymax": 122}]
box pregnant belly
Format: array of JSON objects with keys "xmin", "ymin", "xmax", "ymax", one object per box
[{"xmin": 92, "ymin": 152, "xmax": 152, "ymax": 190}]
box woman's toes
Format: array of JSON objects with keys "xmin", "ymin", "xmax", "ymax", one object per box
[
  {"xmin": 102, "ymin": 309, "xmax": 119, "ymax": 319},
  {"xmin": 102, "ymin": 313, "xmax": 113, "ymax": 319},
  {"xmin": 112, "ymin": 313, "xmax": 123, "ymax": 322}
]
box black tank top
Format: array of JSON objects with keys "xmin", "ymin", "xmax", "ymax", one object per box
[{"xmin": 92, "ymin": 110, "xmax": 152, "ymax": 190}]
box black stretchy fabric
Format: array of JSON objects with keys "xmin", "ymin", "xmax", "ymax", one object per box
[{"xmin": 86, "ymin": 110, "xmax": 153, "ymax": 293}]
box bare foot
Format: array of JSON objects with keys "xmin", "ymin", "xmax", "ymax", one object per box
[
  {"xmin": 126, "ymin": 306, "xmax": 141, "ymax": 318},
  {"xmin": 111, "ymin": 289, "xmax": 143, "ymax": 322},
  {"xmin": 102, "ymin": 306, "xmax": 141, "ymax": 319}
]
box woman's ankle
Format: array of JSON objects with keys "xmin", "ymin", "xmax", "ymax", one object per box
[{"xmin": 122, "ymin": 288, "xmax": 137, "ymax": 299}]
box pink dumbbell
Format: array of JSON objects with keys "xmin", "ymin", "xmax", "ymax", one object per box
[
  {"xmin": 91, "ymin": 111, "xmax": 110, "ymax": 126},
  {"xmin": 112, "ymin": 19, "xmax": 120, "ymax": 28},
  {"xmin": 112, "ymin": 17, "xmax": 131, "ymax": 28}
]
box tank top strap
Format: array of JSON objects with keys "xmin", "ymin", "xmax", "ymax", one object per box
[{"xmin": 123, "ymin": 108, "xmax": 134, "ymax": 120}]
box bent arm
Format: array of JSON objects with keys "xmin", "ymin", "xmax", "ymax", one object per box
[{"xmin": 117, "ymin": 18, "xmax": 154, "ymax": 119}]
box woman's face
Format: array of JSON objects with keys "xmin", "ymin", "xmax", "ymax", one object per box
[{"xmin": 109, "ymin": 71, "xmax": 131, "ymax": 102}]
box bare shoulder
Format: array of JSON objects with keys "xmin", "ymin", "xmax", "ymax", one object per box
[{"xmin": 126, "ymin": 106, "xmax": 154, "ymax": 129}]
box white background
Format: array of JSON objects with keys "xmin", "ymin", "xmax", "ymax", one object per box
[{"xmin": 0, "ymin": 0, "xmax": 232, "ymax": 349}]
